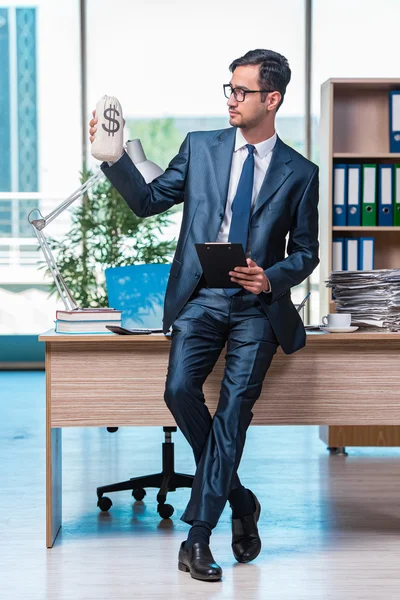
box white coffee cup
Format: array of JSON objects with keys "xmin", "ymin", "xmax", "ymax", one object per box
[{"xmin": 322, "ymin": 313, "xmax": 351, "ymax": 328}]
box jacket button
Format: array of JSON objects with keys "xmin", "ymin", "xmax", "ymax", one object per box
[
  {"xmin": 219, "ymin": 212, "xmax": 224, "ymax": 219},
  {"xmin": 195, "ymin": 272, "xmax": 201, "ymax": 279}
]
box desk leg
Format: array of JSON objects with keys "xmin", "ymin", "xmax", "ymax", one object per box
[
  {"xmin": 46, "ymin": 427, "xmax": 62, "ymax": 548},
  {"xmin": 46, "ymin": 342, "xmax": 62, "ymax": 548}
]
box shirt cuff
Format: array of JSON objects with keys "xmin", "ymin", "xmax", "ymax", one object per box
[{"xmin": 107, "ymin": 150, "xmax": 125, "ymax": 167}]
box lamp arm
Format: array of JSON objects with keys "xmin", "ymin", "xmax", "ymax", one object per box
[
  {"xmin": 28, "ymin": 169, "xmax": 105, "ymax": 310},
  {"xmin": 33, "ymin": 226, "xmax": 78, "ymax": 311},
  {"xmin": 29, "ymin": 170, "xmax": 104, "ymax": 230}
]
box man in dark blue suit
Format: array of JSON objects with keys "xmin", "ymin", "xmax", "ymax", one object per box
[{"xmin": 91, "ymin": 48, "xmax": 319, "ymax": 582}]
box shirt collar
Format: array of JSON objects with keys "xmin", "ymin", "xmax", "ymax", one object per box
[{"xmin": 234, "ymin": 127, "xmax": 277, "ymax": 159}]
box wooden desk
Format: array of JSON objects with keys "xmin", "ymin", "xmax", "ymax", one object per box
[{"xmin": 39, "ymin": 329, "xmax": 400, "ymax": 548}]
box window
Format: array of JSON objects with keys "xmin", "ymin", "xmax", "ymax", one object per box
[{"xmin": 0, "ymin": 2, "xmax": 82, "ymax": 333}]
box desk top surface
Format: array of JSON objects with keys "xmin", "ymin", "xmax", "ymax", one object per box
[
  {"xmin": 38, "ymin": 329, "xmax": 400, "ymax": 343},
  {"xmin": 39, "ymin": 329, "xmax": 171, "ymax": 343}
]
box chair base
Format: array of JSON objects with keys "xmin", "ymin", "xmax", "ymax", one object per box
[{"xmin": 96, "ymin": 427, "xmax": 194, "ymax": 518}]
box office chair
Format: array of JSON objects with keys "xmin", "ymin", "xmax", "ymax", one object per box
[{"xmin": 96, "ymin": 264, "xmax": 194, "ymax": 519}]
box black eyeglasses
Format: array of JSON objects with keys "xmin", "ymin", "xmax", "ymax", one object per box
[{"xmin": 223, "ymin": 83, "xmax": 274, "ymax": 102}]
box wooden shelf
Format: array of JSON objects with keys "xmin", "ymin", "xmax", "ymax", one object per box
[
  {"xmin": 319, "ymin": 78, "xmax": 400, "ymax": 317},
  {"xmin": 325, "ymin": 78, "xmax": 400, "ymax": 90},
  {"xmin": 334, "ymin": 153, "xmax": 400, "ymax": 159},
  {"xmin": 320, "ymin": 79, "xmax": 400, "ymax": 448},
  {"xmin": 333, "ymin": 226, "xmax": 400, "ymax": 231}
]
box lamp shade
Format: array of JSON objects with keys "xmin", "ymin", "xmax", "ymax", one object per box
[{"xmin": 125, "ymin": 139, "xmax": 164, "ymax": 183}]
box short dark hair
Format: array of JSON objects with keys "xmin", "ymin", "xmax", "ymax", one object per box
[{"xmin": 229, "ymin": 49, "xmax": 291, "ymax": 112}]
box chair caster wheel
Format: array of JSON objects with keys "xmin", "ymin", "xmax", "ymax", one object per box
[
  {"xmin": 107, "ymin": 427, "xmax": 118, "ymax": 433},
  {"xmin": 132, "ymin": 488, "xmax": 146, "ymax": 501},
  {"xmin": 158, "ymin": 503, "xmax": 174, "ymax": 519},
  {"xmin": 97, "ymin": 496, "xmax": 112, "ymax": 511}
]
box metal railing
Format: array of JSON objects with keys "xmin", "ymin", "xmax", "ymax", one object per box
[{"xmin": 0, "ymin": 193, "xmax": 71, "ymax": 271}]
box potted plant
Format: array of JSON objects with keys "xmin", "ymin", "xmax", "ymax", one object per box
[{"xmin": 41, "ymin": 169, "xmax": 177, "ymax": 307}]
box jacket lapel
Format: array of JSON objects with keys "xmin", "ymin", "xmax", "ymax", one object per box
[
  {"xmin": 208, "ymin": 129, "xmax": 293, "ymax": 226},
  {"xmin": 210, "ymin": 127, "xmax": 236, "ymax": 211},
  {"xmin": 252, "ymin": 135, "xmax": 293, "ymax": 216}
]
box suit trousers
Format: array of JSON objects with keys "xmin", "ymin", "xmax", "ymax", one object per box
[{"xmin": 164, "ymin": 286, "xmax": 280, "ymax": 529}]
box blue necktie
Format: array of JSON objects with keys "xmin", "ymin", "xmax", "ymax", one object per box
[{"xmin": 225, "ymin": 144, "xmax": 255, "ymax": 296}]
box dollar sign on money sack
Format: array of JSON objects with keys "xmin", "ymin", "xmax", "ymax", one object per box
[
  {"xmin": 102, "ymin": 105, "xmax": 120, "ymax": 137},
  {"xmin": 91, "ymin": 95, "xmax": 124, "ymax": 162}
]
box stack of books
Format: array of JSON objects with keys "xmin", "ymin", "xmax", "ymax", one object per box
[
  {"xmin": 55, "ymin": 308, "xmax": 122, "ymax": 334},
  {"xmin": 326, "ymin": 269, "xmax": 400, "ymax": 331}
]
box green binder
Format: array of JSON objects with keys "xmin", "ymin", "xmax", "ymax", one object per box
[
  {"xmin": 394, "ymin": 165, "xmax": 400, "ymax": 226},
  {"xmin": 362, "ymin": 164, "xmax": 377, "ymax": 226}
]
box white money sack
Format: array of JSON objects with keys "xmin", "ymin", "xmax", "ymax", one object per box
[{"xmin": 91, "ymin": 95, "xmax": 124, "ymax": 162}]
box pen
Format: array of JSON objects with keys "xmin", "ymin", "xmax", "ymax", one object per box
[{"xmin": 296, "ymin": 291, "xmax": 311, "ymax": 313}]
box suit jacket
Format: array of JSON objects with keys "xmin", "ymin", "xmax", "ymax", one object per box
[{"xmin": 101, "ymin": 127, "xmax": 319, "ymax": 354}]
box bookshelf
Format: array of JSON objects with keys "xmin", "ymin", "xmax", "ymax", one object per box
[{"xmin": 319, "ymin": 78, "xmax": 400, "ymax": 452}]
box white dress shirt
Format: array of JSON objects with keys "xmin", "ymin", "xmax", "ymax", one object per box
[
  {"xmin": 216, "ymin": 128, "xmax": 277, "ymax": 243},
  {"xmin": 216, "ymin": 128, "xmax": 277, "ymax": 294}
]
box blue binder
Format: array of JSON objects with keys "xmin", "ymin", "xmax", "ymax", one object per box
[
  {"xmin": 378, "ymin": 164, "xmax": 393, "ymax": 226},
  {"xmin": 332, "ymin": 238, "xmax": 345, "ymax": 272},
  {"xmin": 390, "ymin": 91, "xmax": 400, "ymax": 153},
  {"xmin": 358, "ymin": 237, "xmax": 375, "ymax": 270},
  {"xmin": 347, "ymin": 164, "xmax": 361, "ymax": 226},
  {"xmin": 344, "ymin": 238, "xmax": 358, "ymax": 271},
  {"xmin": 333, "ymin": 164, "xmax": 347, "ymax": 226}
]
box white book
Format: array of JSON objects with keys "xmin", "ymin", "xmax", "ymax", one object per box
[
  {"xmin": 55, "ymin": 308, "xmax": 122, "ymax": 322},
  {"xmin": 55, "ymin": 320, "xmax": 121, "ymax": 333}
]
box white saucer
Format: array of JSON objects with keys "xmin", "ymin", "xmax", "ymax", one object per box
[{"xmin": 319, "ymin": 325, "xmax": 359, "ymax": 333}]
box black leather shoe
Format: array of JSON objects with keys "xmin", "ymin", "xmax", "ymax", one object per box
[
  {"xmin": 178, "ymin": 541, "xmax": 222, "ymax": 581},
  {"xmin": 231, "ymin": 490, "xmax": 262, "ymax": 563}
]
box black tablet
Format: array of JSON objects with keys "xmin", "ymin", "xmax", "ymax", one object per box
[
  {"xmin": 194, "ymin": 243, "xmax": 247, "ymax": 288},
  {"xmin": 106, "ymin": 326, "xmax": 164, "ymax": 335}
]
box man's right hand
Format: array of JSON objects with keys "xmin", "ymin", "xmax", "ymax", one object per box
[{"xmin": 89, "ymin": 110, "xmax": 98, "ymax": 144}]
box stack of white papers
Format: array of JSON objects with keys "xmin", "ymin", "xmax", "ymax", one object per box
[{"xmin": 326, "ymin": 269, "xmax": 400, "ymax": 331}]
